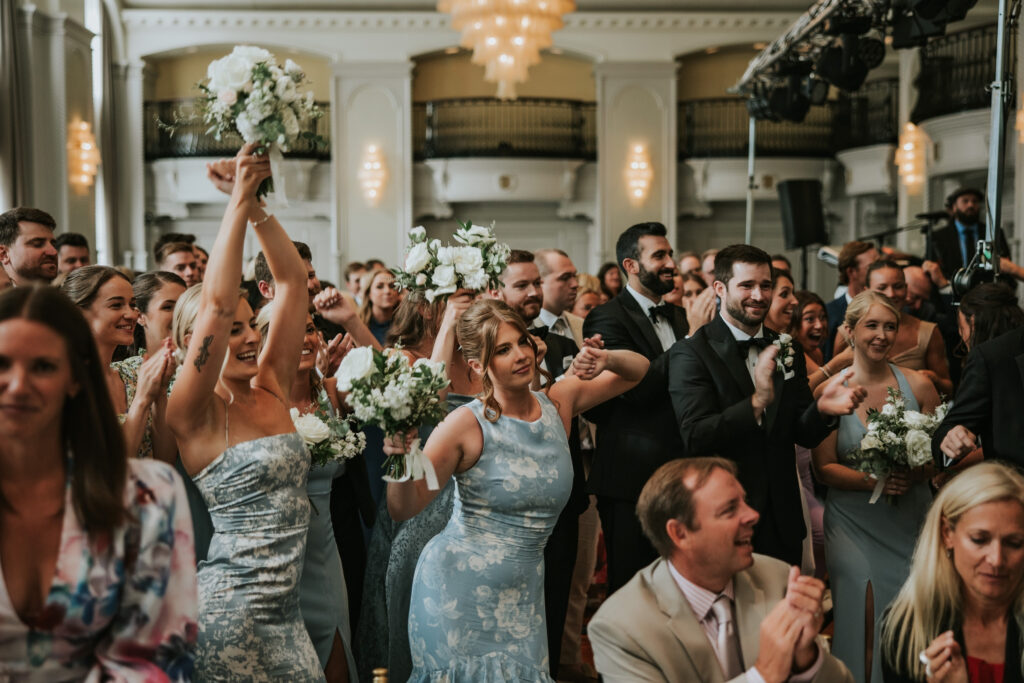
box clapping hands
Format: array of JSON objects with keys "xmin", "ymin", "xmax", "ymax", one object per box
[
  {"xmin": 817, "ymin": 370, "xmax": 868, "ymax": 417},
  {"xmin": 754, "ymin": 567, "xmax": 825, "ymax": 683}
]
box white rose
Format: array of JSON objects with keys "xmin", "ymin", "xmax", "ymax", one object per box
[
  {"xmin": 276, "ymin": 76, "xmax": 298, "ymax": 103},
  {"xmin": 860, "ymin": 433, "xmax": 884, "ymax": 451},
  {"xmin": 415, "ymin": 273, "xmax": 428, "ymax": 286},
  {"xmin": 290, "ymin": 409, "xmax": 332, "ymax": 446},
  {"xmin": 281, "ymin": 106, "xmax": 300, "ymax": 139},
  {"xmin": 903, "ymin": 410, "xmax": 930, "ymax": 430},
  {"xmin": 284, "ymin": 58, "xmax": 304, "ymax": 78},
  {"xmin": 430, "ymin": 239, "xmax": 442, "ymax": 251},
  {"xmin": 208, "ymin": 53, "xmax": 253, "ymax": 92},
  {"xmin": 777, "ymin": 333, "xmax": 792, "ymax": 344},
  {"xmin": 452, "ymin": 246, "xmax": 484, "ymax": 276},
  {"xmin": 432, "ymin": 264, "xmax": 456, "ymax": 288},
  {"xmin": 881, "ymin": 430, "xmax": 899, "ymax": 445},
  {"xmin": 881, "ymin": 403, "xmax": 897, "ymax": 417},
  {"xmin": 217, "ymin": 89, "xmax": 238, "ymax": 106},
  {"xmin": 405, "ymin": 242, "xmax": 432, "ymax": 274},
  {"xmin": 905, "ymin": 429, "xmax": 932, "ymax": 467},
  {"xmin": 463, "ymin": 269, "xmax": 490, "ymax": 291},
  {"xmin": 335, "ymin": 346, "xmax": 375, "ymax": 390},
  {"xmin": 409, "ymin": 226, "xmax": 427, "ymax": 241},
  {"xmin": 231, "ymin": 45, "xmax": 272, "ymax": 65},
  {"xmin": 436, "ymin": 246, "xmax": 455, "ymax": 266}
]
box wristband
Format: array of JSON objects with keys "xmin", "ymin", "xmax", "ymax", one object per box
[
  {"xmin": 821, "ymin": 365, "xmax": 831, "ymax": 379},
  {"xmin": 251, "ymin": 212, "xmax": 273, "ymax": 227}
]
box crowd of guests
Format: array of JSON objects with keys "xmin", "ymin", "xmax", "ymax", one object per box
[{"xmin": 3, "ymin": 153, "xmax": 1024, "ymax": 683}]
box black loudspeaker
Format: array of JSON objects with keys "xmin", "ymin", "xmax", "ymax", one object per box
[{"xmin": 778, "ymin": 179, "xmax": 828, "ymax": 249}]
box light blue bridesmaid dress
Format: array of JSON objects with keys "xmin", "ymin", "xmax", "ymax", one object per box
[{"xmin": 407, "ymin": 391, "xmax": 572, "ymax": 682}]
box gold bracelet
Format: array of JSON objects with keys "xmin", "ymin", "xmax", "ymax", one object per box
[
  {"xmin": 821, "ymin": 365, "xmax": 831, "ymax": 379},
  {"xmin": 251, "ymin": 212, "xmax": 273, "ymax": 227}
]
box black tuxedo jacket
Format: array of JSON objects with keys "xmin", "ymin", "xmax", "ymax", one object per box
[
  {"xmin": 581, "ymin": 291, "xmax": 689, "ymax": 502},
  {"xmin": 539, "ymin": 331, "xmax": 588, "ymax": 517},
  {"xmin": 929, "ymin": 223, "xmax": 1010, "ymax": 280},
  {"xmin": 669, "ymin": 316, "xmax": 834, "ymax": 559},
  {"xmin": 932, "ymin": 325, "xmax": 1024, "ymax": 467}
]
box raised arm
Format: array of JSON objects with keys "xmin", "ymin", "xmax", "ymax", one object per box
[
  {"xmin": 168, "ymin": 145, "xmax": 267, "ymax": 436},
  {"xmin": 251, "ymin": 214, "xmax": 307, "ymax": 400},
  {"xmin": 313, "ymin": 286, "xmax": 382, "ymax": 351},
  {"xmin": 429, "ymin": 290, "xmax": 474, "ymax": 400},
  {"xmin": 550, "ymin": 347, "xmax": 649, "ymax": 417}
]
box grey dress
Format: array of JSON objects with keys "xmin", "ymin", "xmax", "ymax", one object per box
[
  {"xmin": 356, "ymin": 392, "xmax": 472, "ymax": 682},
  {"xmin": 193, "ymin": 430, "xmax": 325, "ymax": 682},
  {"xmin": 825, "ymin": 365, "xmax": 932, "ymax": 683}
]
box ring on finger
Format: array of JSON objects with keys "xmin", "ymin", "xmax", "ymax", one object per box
[{"xmin": 919, "ymin": 651, "xmax": 933, "ymax": 677}]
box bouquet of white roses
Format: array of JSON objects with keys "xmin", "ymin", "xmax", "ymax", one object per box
[
  {"xmin": 160, "ymin": 45, "xmax": 324, "ymax": 201},
  {"xmin": 290, "ymin": 407, "xmax": 366, "ymax": 468},
  {"xmin": 847, "ymin": 387, "xmax": 948, "ymax": 503},
  {"xmin": 336, "ymin": 346, "xmax": 451, "ymax": 488},
  {"xmin": 392, "ymin": 221, "xmax": 511, "ymax": 302}
]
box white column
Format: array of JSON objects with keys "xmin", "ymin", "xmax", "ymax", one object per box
[
  {"xmin": 897, "ymin": 49, "xmax": 925, "ymax": 253},
  {"xmin": 331, "ymin": 61, "xmax": 414, "ymax": 280},
  {"xmin": 120, "ymin": 60, "xmax": 148, "ymax": 270},
  {"xmin": 594, "ymin": 61, "xmax": 678, "ymax": 263}
]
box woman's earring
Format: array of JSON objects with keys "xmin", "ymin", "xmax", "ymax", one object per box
[{"xmin": 946, "ymin": 548, "xmax": 953, "ymax": 559}]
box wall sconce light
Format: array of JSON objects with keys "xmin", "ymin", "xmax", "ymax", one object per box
[
  {"xmin": 625, "ymin": 143, "xmax": 653, "ymax": 205},
  {"xmin": 894, "ymin": 122, "xmax": 926, "ymax": 196},
  {"xmin": 358, "ymin": 143, "xmax": 387, "ymax": 206},
  {"xmin": 67, "ymin": 119, "xmax": 100, "ymax": 195}
]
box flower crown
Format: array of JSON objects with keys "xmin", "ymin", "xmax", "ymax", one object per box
[{"xmin": 392, "ymin": 221, "xmax": 511, "ymax": 302}]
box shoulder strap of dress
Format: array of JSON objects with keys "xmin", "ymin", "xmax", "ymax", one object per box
[
  {"xmin": 918, "ymin": 320, "xmax": 936, "ymax": 347},
  {"xmin": 888, "ymin": 363, "xmax": 919, "ymax": 411}
]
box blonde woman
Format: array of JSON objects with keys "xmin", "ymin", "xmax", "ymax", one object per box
[
  {"xmin": 812, "ymin": 291, "xmax": 940, "ymax": 683},
  {"xmin": 358, "ymin": 268, "xmax": 398, "ymax": 345},
  {"xmin": 881, "ymin": 461, "xmax": 1024, "ymax": 683},
  {"xmin": 387, "ymin": 299, "xmax": 649, "ymax": 680}
]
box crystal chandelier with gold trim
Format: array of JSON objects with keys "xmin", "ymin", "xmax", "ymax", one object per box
[{"xmin": 438, "ymin": 0, "xmax": 576, "ymax": 100}]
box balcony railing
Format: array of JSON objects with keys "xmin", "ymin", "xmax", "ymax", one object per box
[
  {"xmin": 678, "ymin": 98, "xmax": 840, "ymax": 158},
  {"xmin": 835, "ymin": 78, "xmax": 899, "ymax": 151},
  {"xmin": 911, "ymin": 24, "xmax": 1013, "ymax": 123},
  {"xmin": 144, "ymin": 99, "xmax": 331, "ymax": 160},
  {"xmin": 413, "ymin": 98, "xmax": 597, "ymax": 161}
]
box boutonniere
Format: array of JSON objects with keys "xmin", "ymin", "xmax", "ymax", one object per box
[{"xmin": 772, "ymin": 333, "xmax": 796, "ymax": 374}]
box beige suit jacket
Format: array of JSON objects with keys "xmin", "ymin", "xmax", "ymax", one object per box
[
  {"xmin": 589, "ymin": 556, "xmax": 853, "ymax": 683},
  {"xmin": 564, "ymin": 311, "xmax": 584, "ymax": 348}
]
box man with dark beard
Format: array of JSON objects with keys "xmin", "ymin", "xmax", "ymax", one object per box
[
  {"xmin": 0, "ymin": 207, "xmax": 59, "ymax": 286},
  {"xmin": 669, "ymin": 244, "xmax": 865, "ymax": 567},
  {"xmin": 928, "ymin": 187, "xmax": 1016, "ymax": 281},
  {"xmin": 582, "ymin": 221, "xmax": 689, "ymax": 592}
]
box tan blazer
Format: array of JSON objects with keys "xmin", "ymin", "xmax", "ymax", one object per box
[
  {"xmin": 589, "ymin": 556, "xmax": 853, "ymax": 683},
  {"xmin": 564, "ymin": 311, "xmax": 585, "ymax": 348}
]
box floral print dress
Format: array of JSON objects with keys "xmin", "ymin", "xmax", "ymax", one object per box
[
  {"xmin": 0, "ymin": 458, "xmax": 198, "ymax": 681},
  {"xmin": 407, "ymin": 392, "xmax": 572, "ymax": 682}
]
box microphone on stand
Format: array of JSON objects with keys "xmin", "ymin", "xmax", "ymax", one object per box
[{"xmin": 915, "ymin": 211, "xmax": 951, "ymax": 221}]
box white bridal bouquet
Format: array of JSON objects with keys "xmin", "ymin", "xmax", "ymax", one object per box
[
  {"xmin": 847, "ymin": 387, "xmax": 948, "ymax": 503},
  {"xmin": 392, "ymin": 221, "xmax": 512, "ymax": 302},
  {"xmin": 289, "ymin": 407, "xmax": 366, "ymax": 467},
  {"xmin": 160, "ymin": 45, "xmax": 325, "ymax": 201},
  {"xmin": 336, "ymin": 346, "xmax": 451, "ymax": 488}
]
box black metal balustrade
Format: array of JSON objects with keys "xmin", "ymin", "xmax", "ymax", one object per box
[
  {"xmin": 412, "ymin": 98, "xmax": 597, "ymax": 161},
  {"xmin": 911, "ymin": 23, "xmax": 1013, "ymax": 123},
  {"xmin": 144, "ymin": 99, "xmax": 331, "ymax": 160},
  {"xmin": 678, "ymin": 98, "xmax": 840, "ymax": 158},
  {"xmin": 835, "ymin": 78, "xmax": 900, "ymax": 151}
]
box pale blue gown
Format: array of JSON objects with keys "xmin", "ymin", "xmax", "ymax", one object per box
[
  {"xmin": 825, "ymin": 365, "xmax": 932, "ymax": 683},
  {"xmin": 193, "ymin": 427, "xmax": 324, "ymax": 682},
  {"xmin": 407, "ymin": 392, "xmax": 572, "ymax": 682}
]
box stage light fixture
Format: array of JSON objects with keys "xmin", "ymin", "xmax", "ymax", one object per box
[
  {"xmin": 816, "ymin": 35, "xmax": 870, "ymax": 92},
  {"xmin": 801, "ymin": 75, "xmax": 830, "ymax": 106},
  {"xmin": 857, "ymin": 32, "xmax": 886, "ymax": 69},
  {"xmin": 746, "ymin": 82, "xmax": 778, "ymax": 121},
  {"xmin": 768, "ymin": 76, "xmax": 812, "ymax": 122}
]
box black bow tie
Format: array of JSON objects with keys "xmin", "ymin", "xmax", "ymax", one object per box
[
  {"xmin": 648, "ymin": 304, "xmax": 676, "ymax": 323},
  {"xmin": 736, "ymin": 337, "xmax": 771, "ymax": 357},
  {"xmin": 531, "ymin": 325, "xmax": 549, "ymax": 340}
]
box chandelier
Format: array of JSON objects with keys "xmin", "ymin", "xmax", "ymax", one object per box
[{"xmin": 438, "ymin": 0, "xmax": 576, "ymax": 100}]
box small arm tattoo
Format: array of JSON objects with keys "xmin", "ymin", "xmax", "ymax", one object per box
[{"xmin": 194, "ymin": 335, "xmax": 214, "ymax": 372}]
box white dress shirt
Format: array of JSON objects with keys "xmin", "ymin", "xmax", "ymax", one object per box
[
  {"xmin": 720, "ymin": 316, "xmax": 767, "ymax": 386},
  {"xmin": 625, "ymin": 284, "xmax": 676, "ymax": 351},
  {"xmin": 537, "ymin": 308, "xmax": 572, "ymax": 340}
]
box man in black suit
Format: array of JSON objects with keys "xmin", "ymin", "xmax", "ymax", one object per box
[
  {"xmin": 928, "ymin": 188, "xmax": 1012, "ymax": 281},
  {"xmin": 489, "ymin": 249, "xmax": 588, "ymax": 674},
  {"xmin": 669, "ymin": 244, "xmax": 866, "ymax": 566},
  {"xmin": 933, "ymin": 326, "xmax": 1024, "ymax": 467},
  {"xmin": 581, "ymin": 221, "xmax": 690, "ymax": 592},
  {"xmin": 823, "ymin": 240, "xmax": 878, "ymax": 361}
]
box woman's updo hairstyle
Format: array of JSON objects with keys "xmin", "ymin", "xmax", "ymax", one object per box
[
  {"xmin": 455, "ymin": 298, "xmax": 550, "ymax": 422},
  {"xmin": 170, "ymin": 283, "xmax": 247, "ymax": 365},
  {"xmin": 844, "ymin": 290, "xmax": 901, "ymax": 333}
]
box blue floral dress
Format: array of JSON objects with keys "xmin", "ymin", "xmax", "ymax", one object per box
[
  {"xmin": 0, "ymin": 459, "xmax": 198, "ymax": 681},
  {"xmin": 407, "ymin": 392, "xmax": 572, "ymax": 682}
]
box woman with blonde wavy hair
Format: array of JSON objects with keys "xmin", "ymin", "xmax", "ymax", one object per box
[
  {"xmin": 812, "ymin": 290, "xmax": 940, "ymax": 683},
  {"xmin": 386, "ymin": 298, "xmax": 648, "ymax": 681},
  {"xmin": 881, "ymin": 461, "xmax": 1024, "ymax": 683}
]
